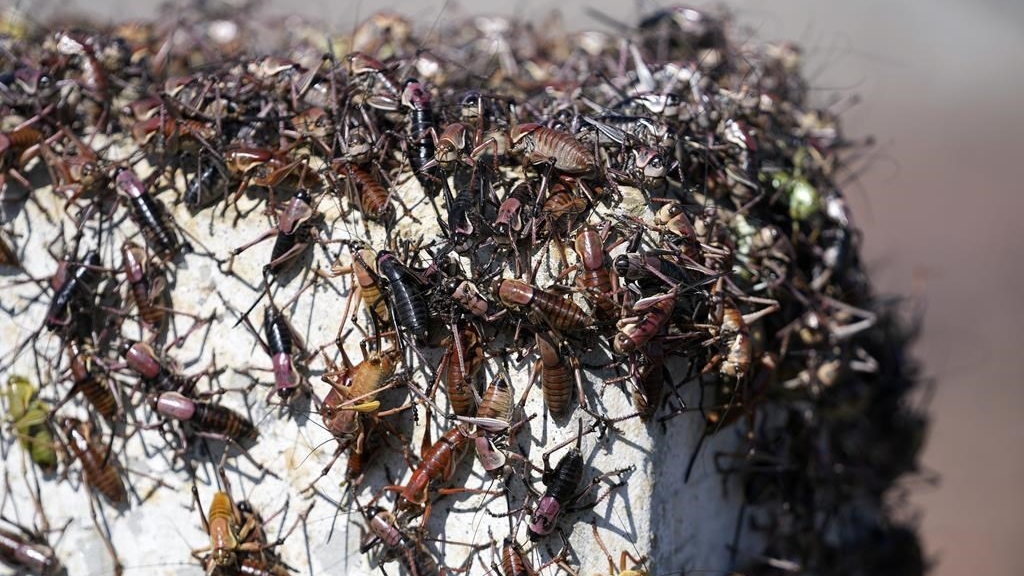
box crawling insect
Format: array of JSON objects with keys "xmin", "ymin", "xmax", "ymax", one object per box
[
  {"xmin": 460, "ymin": 374, "xmax": 533, "ymax": 478},
  {"xmin": 435, "ymin": 323, "xmax": 484, "ymax": 418},
  {"xmin": 494, "ymin": 279, "xmax": 592, "ymax": 332},
  {"xmin": 389, "ymin": 419, "xmax": 475, "ymax": 523},
  {"xmin": 532, "ymin": 331, "xmax": 582, "ymax": 418},
  {"xmin": 193, "ymin": 490, "xmax": 270, "ymax": 574},
  {"xmin": 509, "ymin": 123, "xmax": 596, "ymax": 174},
  {"xmin": 0, "ymin": 520, "xmax": 62, "ymax": 576},
  {"xmin": 358, "ymin": 504, "xmax": 442, "ymax": 576},
  {"xmin": 67, "ymin": 339, "xmax": 119, "ymax": 423},
  {"xmin": 573, "ymin": 224, "xmax": 618, "ymax": 319},
  {"xmin": 377, "ymin": 251, "xmax": 431, "ymax": 342},
  {"xmin": 0, "ymin": 230, "xmax": 18, "ymax": 268},
  {"xmin": 697, "ymin": 279, "xmax": 779, "ymax": 379},
  {"xmin": 333, "ymin": 163, "xmax": 396, "ymax": 224},
  {"xmin": 115, "ymin": 167, "xmax": 190, "ymax": 260},
  {"xmin": 62, "ymin": 417, "xmax": 126, "ymax": 505},
  {"xmin": 613, "ymin": 290, "xmax": 676, "ymax": 356},
  {"xmin": 121, "ymin": 340, "xmax": 192, "ymax": 394},
  {"xmin": 497, "ymin": 535, "xmax": 537, "ymax": 576},
  {"xmin": 263, "ymin": 305, "xmax": 304, "ymax": 402},
  {"xmin": 307, "ymin": 346, "xmax": 402, "ymax": 486},
  {"xmin": 402, "ymin": 78, "xmax": 441, "ymax": 195},
  {"xmin": 350, "ymin": 248, "xmax": 391, "ymax": 326},
  {"xmin": 120, "ymin": 240, "xmax": 167, "ymax": 331},
  {"xmin": 45, "ymin": 251, "xmax": 102, "ymax": 333},
  {"xmin": 154, "ymin": 391, "xmax": 258, "ymax": 444},
  {"xmin": 319, "ymin": 347, "xmax": 401, "ymax": 437},
  {"xmin": 231, "ymin": 189, "xmax": 319, "ymax": 279},
  {"xmin": 0, "ymin": 126, "xmax": 42, "ymax": 192},
  {"xmin": 527, "ymin": 426, "xmax": 586, "ymax": 540},
  {"xmin": 524, "ymin": 422, "xmax": 632, "ymax": 540}
]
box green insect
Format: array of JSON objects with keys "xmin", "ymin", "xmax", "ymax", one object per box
[
  {"xmin": 769, "ymin": 170, "xmax": 820, "ymax": 222},
  {"xmin": 4, "ymin": 375, "xmax": 58, "ymax": 473},
  {"xmin": 765, "ymin": 147, "xmax": 831, "ymax": 223}
]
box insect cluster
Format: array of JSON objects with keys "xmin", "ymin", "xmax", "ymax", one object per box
[{"xmin": 0, "ymin": 4, "xmax": 926, "ymax": 576}]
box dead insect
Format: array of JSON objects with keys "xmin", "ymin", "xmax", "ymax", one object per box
[{"xmin": 4, "ymin": 375, "xmax": 58, "ymax": 473}]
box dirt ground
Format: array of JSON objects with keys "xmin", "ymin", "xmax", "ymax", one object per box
[{"xmin": 30, "ymin": 0, "xmax": 1024, "ymax": 573}]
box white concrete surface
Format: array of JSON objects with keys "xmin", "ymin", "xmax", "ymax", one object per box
[{"xmin": 0, "ymin": 136, "xmax": 748, "ymax": 576}]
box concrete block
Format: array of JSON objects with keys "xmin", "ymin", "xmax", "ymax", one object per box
[{"xmin": 0, "ymin": 148, "xmax": 748, "ymax": 576}]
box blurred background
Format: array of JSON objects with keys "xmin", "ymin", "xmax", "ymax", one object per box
[{"xmin": 26, "ymin": 0, "xmax": 1024, "ymax": 573}]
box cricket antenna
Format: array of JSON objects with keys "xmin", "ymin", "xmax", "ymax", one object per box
[
  {"xmin": 234, "ymin": 278, "xmax": 272, "ymax": 328},
  {"xmin": 576, "ymin": 418, "xmax": 584, "ymax": 452}
]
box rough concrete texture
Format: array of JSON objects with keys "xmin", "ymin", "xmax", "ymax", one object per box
[{"xmin": 0, "ymin": 138, "xmax": 747, "ymax": 576}]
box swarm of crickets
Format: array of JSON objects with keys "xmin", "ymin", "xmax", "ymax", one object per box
[{"xmin": 0, "ymin": 3, "xmax": 926, "ymax": 576}]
